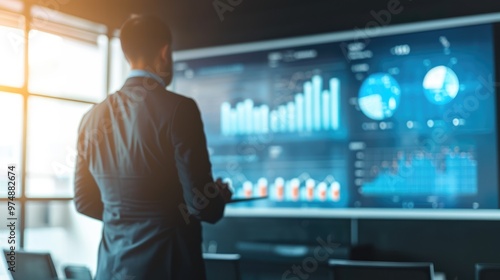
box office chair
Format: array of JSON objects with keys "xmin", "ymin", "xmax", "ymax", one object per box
[
  {"xmin": 2, "ymin": 249, "xmax": 58, "ymax": 280},
  {"xmin": 475, "ymin": 263, "xmax": 500, "ymax": 280},
  {"xmin": 329, "ymin": 259, "xmax": 434, "ymax": 280},
  {"xmin": 64, "ymin": 265, "xmax": 93, "ymax": 280},
  {"xmin": 203, "ymin": 253, "xmax": 241, "ymax": 280}
]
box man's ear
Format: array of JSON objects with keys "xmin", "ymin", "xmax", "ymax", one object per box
[
  {"xmin": 159, "ymin": 43, "xmax": 173, "ymax": 86},
  {"xmin": 160, "ymin": 44, "xmax": 170, "ymax": 62}
]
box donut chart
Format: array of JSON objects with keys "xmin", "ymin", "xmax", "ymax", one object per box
[
  {"xmin": 423, "ymin": 66, "xmax": 460, "ymax": 105},
  {"xmin": 358, "ymin": 73, "xmax": 401, "ymax": 121}
]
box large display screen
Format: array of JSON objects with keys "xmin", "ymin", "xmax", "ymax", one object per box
[{"xmin": 172, "ymin": 14, "xmax": 500, "ymax": 217}]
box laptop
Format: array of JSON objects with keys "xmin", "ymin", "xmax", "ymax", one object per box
[{"xmin": 3, "ymin": 250, "xmax": 58, "ymax": 280}]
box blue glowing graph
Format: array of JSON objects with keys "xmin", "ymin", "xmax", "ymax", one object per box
[
  {"xmin": 220, "ymin": 75, "xmax": 341, "ymax": 135},
  {"xmin": 358, "ymin": 73, "xmax": 401, "ymax": 121},
  {"xmin": 423, "ymin": 66, "xmax": 460, "ymax": 105},
  {"xmin": 361, "ymin": 148, "xmax": 477, "ymax": 196},
  {"xmin": 173, "ymin": 22, "xmax": 498, "ymax": 210}
]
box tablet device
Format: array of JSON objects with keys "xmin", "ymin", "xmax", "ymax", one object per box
[{"xmin": 228, "ymin": 196, "xmax": 268, "ymax": 204}]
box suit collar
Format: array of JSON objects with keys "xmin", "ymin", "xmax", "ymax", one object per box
[
  {"xmin": 128, "ymin": 69, "xmax": 167, "ymax": 88},
  {"xmin": 120, "ymin": 76, "xmax": 167, "ymax": 92}
]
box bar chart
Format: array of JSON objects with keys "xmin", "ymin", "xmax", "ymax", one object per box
[
  {"xmin": 220, "ymin": 75, "xmax": 341, "ymax": 135},
  {"xmin": 227, "ymin": 176, "xmax": 342, "ymax": 203},
  {"xmin": 360, "ymin": 147, "xmax": 478, "ymax": 196}
]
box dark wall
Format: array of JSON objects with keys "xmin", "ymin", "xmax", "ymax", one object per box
[
  {"xmin": 41, "ymin": 0, "xmax": 500, "ymax": 48},
  {"xmin": 164, "ymin": 0, "xmax": 500, "ymax": 50}
]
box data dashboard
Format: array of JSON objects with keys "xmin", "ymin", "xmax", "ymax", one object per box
[{"xmin": 172, "ymin": 14, "xmax": 500, "ymax": 215}]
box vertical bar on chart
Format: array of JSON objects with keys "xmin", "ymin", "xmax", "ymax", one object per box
[
  {"xmin": 330, "ymin": 180, "xmax": 341, "ymax": 202},
  {"xmin": 243, "ymin": 181, "xmax": 253, "ymax": 198},
  {"xmin": 275, "ymin": 177, "xmax": 285, "ymax": 201},
  {"xmin": 278, "ymin": 105, "xmax": 287, "ymax": 132},
  {"xmin": 230, "ymin": 109, "xmax": 238, "ymax": 135},
  {"xmin": 244, "ymin": 99, "xmax": 254, "ymax": 134},
  {"xmin": 290, "ymin": 178, "xmax": 300, "ymax": 201},
  {"xmin": 261, "ymin": 105, "xmax": 269, "ymax": 133},
  {"xmin": 258, "ymin": 178, "xmax": 268, "ymax": 197},
  {"xmin": 304, "ymin": 81, "xmax": 313, "ymax": 132},
  {"xmin": 318, "ymin": 182, "xmax": 327, "ymax": 201},
  {"xmin": 270, "ymin": 109, "xmax": 279, "ymax": 132},
  {"xmin": 287, "ymin": 102, "xmax": 296, "ymax": 132},
  {"xmin": 322, "ymin": 90, "xmax": 330, "ymax": 131},
  {"xmin": 229, "ymin": 109, "xmax": 238, "ymax": 135},
  {"xmin": 295, "ymin": 94, "xmax": 304, "ymax": 132},
  {"xmin": 306, "ymin": 179, "xmax": 315, "ymax": 201},
  {"xmin": 253, "ymin": 108, "xmax": 261, "ymax": 134},
  {"xmin": 312, "ymin": 75, "xmax": 322, "ymax": 131},
  {"xmin": 221, "ymin": 102, "xmax": 231, "ymax": 135},
  {"xmin": 237, "ymin": 102, "xmax": 245, "ymax": 135},
  {"xmin": 330, "ymin": 78, "xmax": 340, "ymax": 130}
]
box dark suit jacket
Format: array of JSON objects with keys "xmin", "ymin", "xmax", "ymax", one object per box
[{"xmin": 74, "ymin": 76, "xmax": 226, "ymax": 280}]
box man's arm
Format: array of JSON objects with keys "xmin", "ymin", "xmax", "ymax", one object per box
[
  {"xmin": 171, "ymin": 98, "xmax": 227, "ymax": 224},
  {"xmin": 73, "ymin": 121, "xmax": 104, "ymax": 221}
]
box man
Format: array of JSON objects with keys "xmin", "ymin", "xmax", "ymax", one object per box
[{"xmin": 74, "ymin": 15, "xmax": 232, "ymax": 280}]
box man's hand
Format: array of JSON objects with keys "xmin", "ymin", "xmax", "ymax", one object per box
[{"xmin": 215, "ymin": 178, "xmax": 233, "ymax": 203}]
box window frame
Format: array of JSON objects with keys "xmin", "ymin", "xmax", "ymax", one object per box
[{"xmin": 0, "ymin": 2, "xmax": 113, "ymax": 249}]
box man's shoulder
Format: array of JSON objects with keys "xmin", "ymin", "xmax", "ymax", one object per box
[
  {"xmin": 79, "ymin": 89, "xmax": 198, "ymax": 127},
  {"xmin": 85, "ymin": 95, "xmax": 111, "ymax": 115},
  {"xmin": 77, "ymin": 96, "xmax": 110, "ymax": 129},
  {"xmin": 161, "ymin": 90, "xmax": 199, "ymax": 111},
  {"xmin": 163, "ymin": 89, "xmax": 194, "ymax": 103}
]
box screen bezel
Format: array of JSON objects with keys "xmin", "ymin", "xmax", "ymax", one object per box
[{"xmin": 173, "ymin": 12, "xmax": 500, "ymax": 220}]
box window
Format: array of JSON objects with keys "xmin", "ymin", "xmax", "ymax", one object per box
[
  {"xmin": 28, "ymin": 6, "xmax": 108, "ymax": 102},
  {"xmin": 109, "ymin": 36, "xmax": 130, "ymax": 93},
  {"xmin": 0, "ymin": 10, "xmax": 25, "ymax": 88},
  {"xmin": 0, "ymin": 92, "xmax": 23, "ymax": 197},
  {"xmin": 28, "ymin": 31, "xmax": 108, "ymax": 102},
  {"xmin": 0, "ymin": 0, "xmax": 23, "ymax": 13},
  {"xmin": 0, "ymin": 4, "xmax": 111, "ymax": 275},
  {"xmin": 26, "ymin": 97, "xmax": 93, "ymax": 198}
]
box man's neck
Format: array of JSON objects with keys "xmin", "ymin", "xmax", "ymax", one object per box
[
  {"xmin": 131, "ymin": 63, "xmax": 155, "ymax": 72},
  {"xmin": 128, "ymin": 69, "xmax": 167, "ymax": 88}
]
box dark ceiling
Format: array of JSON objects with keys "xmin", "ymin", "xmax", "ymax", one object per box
[{"xmin": 28, "ymin": 0, "xmax": 500, "ymax": 50}]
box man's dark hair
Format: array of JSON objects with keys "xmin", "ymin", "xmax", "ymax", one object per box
[{"xmin": 120, "ymin": 15, "xmax": 172, "ymax": 64}]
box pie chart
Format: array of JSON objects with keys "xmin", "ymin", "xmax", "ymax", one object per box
[
  {"xmin": 358, "ymin": 73, "xmax": 401, "ymax": 121},
  {"xmin": 423, "ymin": 66, "xmax": 460, "ymax": 105}
]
